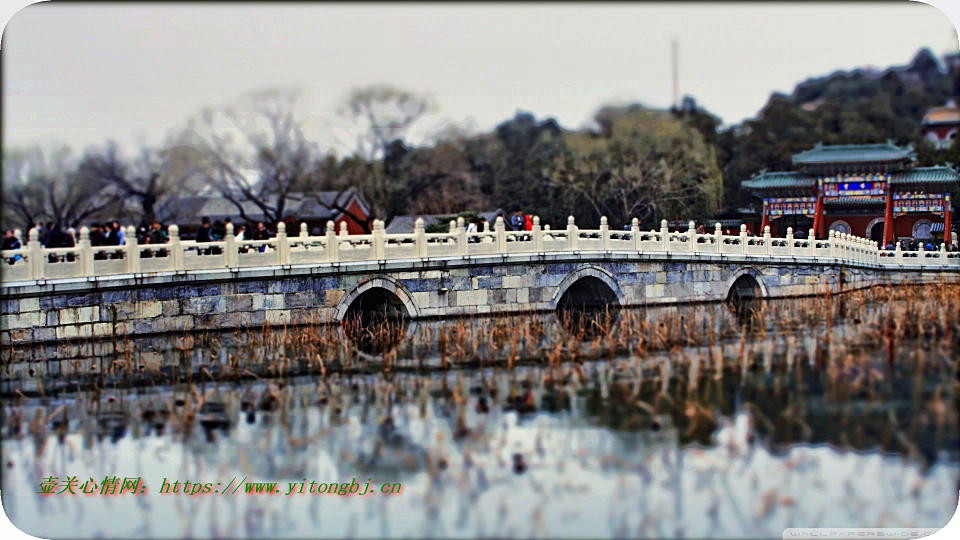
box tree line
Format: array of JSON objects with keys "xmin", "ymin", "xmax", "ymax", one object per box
[{"xmin": 4, "ymin": 48, "xmax": 957, "ymax": 235}]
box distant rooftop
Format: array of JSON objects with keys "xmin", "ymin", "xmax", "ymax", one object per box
[
  {"xmin": 792, "ymin": 142, "xmax": 914, "ymax": 165},
  {"xmin": 922, "ymin": 103, "xmax": 960, "ymax": 126}
]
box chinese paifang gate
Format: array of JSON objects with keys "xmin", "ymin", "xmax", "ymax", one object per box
[{"xmin": 741, "ymin": 142, "xmax": 958, "ymax": 247}]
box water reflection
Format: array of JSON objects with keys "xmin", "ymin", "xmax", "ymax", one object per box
[{"xmin": 2, "ymin": 287, "xmax": 959, "ymax": 538}]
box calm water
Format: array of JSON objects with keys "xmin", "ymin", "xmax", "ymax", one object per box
[{"xmin": 2, "ymin": 289, "xmax": 958, "ymax": 538}]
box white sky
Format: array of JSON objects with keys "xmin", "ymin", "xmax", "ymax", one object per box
[{"xmin": 3, "ymin": 2, "xmax": 959, "ymax": 155}]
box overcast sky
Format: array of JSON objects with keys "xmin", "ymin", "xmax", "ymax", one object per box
[{"xmin": 3, "ymin": 2, "xmax": 958, "ymax": 155}]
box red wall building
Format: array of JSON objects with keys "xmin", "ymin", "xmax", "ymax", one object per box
[{"xmin": 742, "ymin": 142, "xmax": 958, "ymax": 247}]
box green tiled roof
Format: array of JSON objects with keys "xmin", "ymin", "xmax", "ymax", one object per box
[
  {"xmin": 792, "ymin": 142, "xmax": 914, "ymax": 165},
  {"xmin": 741, "ymin": 171, "xmax": 817, "ymax": 190},
  {"xmin": 889, "ymin": 166, "xmax": 959, "ymax": 186},
  {"xmin": 824, "ymin": 196, "xmax": 885, "ymax": 206}
]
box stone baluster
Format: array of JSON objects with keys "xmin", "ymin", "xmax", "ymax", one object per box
[
  {"xmin": 298, "ymin": 223, "xmax": 308, "ymax": 251},
  {"xmin": 632, "ymin": 218, "xmax": 641, "ymax": 251},
  {"xmin": 27, "ymin": 227, "xmax": 43, "ymax": 279},
  {"xmin": 714, "ymin": 222, "xmax": 722, "ymax": 253},
  {"xmin": 373, "ymin": 219, "xmax": 385, "ymax": 260},
  {"xmin": 808, "ymin": 229, "xmax": 816, "ymax": 257},
  {"xmin": 414, "ymin": 218, "xmax": 427, "ymax": 258},
  {"xmin": 225, "ymin": 223, "xmax": 237, "ymax": 267},
  {"xmin": 941, "ymin": 242, "xmax": 948, "ymax": 265},
  {"xmin": 827, "ymin": 230, "xmax": 836, "ymax": 258},
  {"xmin": 456, "ymin": 217, "xmax": 467, "ymax": 255},
  {"xmin": 277, "ymin": 222, "xmax": 289, "ymax": 264},
  {"xmin": 786, "ymin": 227, "xmax": 794, "ymax": 256},
  {"xmin": 326, "ymin": 221, "xmax": 338, "ymax": 262},
  {"xmin": 78, "ymin": 226, "xmax": 93, "ymax": 277},
  {"xmin": 568, "ymin": 216, "xmax": 578, "ymax": 251},
  {"xmin": 600, "ymin": 216, "xmax": 610, "ymax": 250},
  {"xmin": 169, "ymin": 225, "xmax": 182, "ymax": 271},
  {"xmin": 533, "ymin": 216, "xmax": 543, "ymax": 252},
  {"xmin": 495, "ymin": 216, "xmax": 506, "ymax": 253},
  {"xmin": 739, "ymin": 224, "xmax": 747, "ymax": 254},
  {"xmin": 661, "ymin": 219, "xmax": 670, "ymax": 251},
  {"xmin": 763, "ymin": 225, "xmax": 771, "ymax": 255},
  {"xmin": 894, "ymin": 240, "xmax": 902, "ymax": 265},
  {"xmin": 126, "ymin": 225, "xmax": 140, "ymax": 273},
  {"xmin": 687, "ymin": 221, "xmax": 696, "ymax": 251}
]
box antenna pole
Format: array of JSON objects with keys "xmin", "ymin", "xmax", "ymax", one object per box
[{"xmin": 671, "ymin": 39, "xmax": 680, "ymax": 109}]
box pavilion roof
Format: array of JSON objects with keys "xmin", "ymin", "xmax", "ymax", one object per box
[
  {"xmin": 792, "ymin": 142, "xmax": 914, "ymax": 165},
  {"xmin": 741, "ymin": 171, "xmax": 816, "ymax": 190},
  {"xmin": 889, "ymin": 165, "xmax": 959, "ymax": 186}
]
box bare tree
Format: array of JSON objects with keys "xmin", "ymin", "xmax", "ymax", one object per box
[
  {"xmin": 180, "ymin": 88, "xmax": 377, "ymax": 230},
  {"xmin": 337, "ymin": 84, "xmax": 435, "ymax": 161},
  {"xmin": 326, "ymin": 85, "xmax": 437, "ymax": 226},
  {"xmin": 2, "ymin": 145, "xmax": 119, "ymax": 231},
  {"xmin": 76, "ymin": 142, "xmax": 194, "ymax": 226}
]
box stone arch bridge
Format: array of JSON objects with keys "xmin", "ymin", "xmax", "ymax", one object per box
[{"xmin": 2, "ymin": 217, "xmax": 958, "ymax": 346}]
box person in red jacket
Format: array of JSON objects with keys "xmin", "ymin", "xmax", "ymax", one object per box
[{"xmin": 524, "ymin": 214, "xmax": 533, "ymax": 231}]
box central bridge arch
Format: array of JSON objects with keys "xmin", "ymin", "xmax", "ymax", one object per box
[
  {"xmin": 552, "ymin": 265, "xmax": 622, "ymax": 310},
  {"xmin": 724, "ymin": 267, "xmax": 767, "ymax": 302},
  {"xmin": 336, "ymin": 277, "xmax": 420, "ymax": 322}
]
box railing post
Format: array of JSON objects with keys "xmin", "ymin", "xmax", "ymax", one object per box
[
  {"xmin": 276, "ymin": 222, "xmax": 290, "ymax": 264},
  {"xmin": 326, "ymin": 221, "xmax": 338, "ymax": 262},
  {"xmin": 632, "ymin": 218, "xmax": 641, "ymax": 252},
  {"xmin": 126, "ymin": 225, "xmax": 140, "ymax": 273},
  {"xmin": 456, "ymin": 217, "xmax": 467, "ymax": 255},
  {"xmin": 763, "ymin": 225, "xmax": 771, "ymax": 256},
  {"xmin": 78, "ymin": 226, "xmax": 93, "ymax": 277},
  {"xmin": 495, "ymin": 216, "xmax": 506, "ymax": 253},
  {"xmin": 827, "ymin": 230, "xmax": 836, "ymax": 259},
  {"xmin": 687, "ymin": 221, "xmax": 696, "ymax": 252},
  {"xmin": 714, "ymin": 222, "xmax": 722, "ymax": 253},
  {"xmin": 739, "ymin": 224, "xmax": 747, "ymax": 254},
  {"xmin": 169, "ymin": 225, "xmax": 182, "ymax": 271},
  {"xmin": 225, "ymin": 223, "xmax": 237, "ymax": 267},
  {"xmin": 533, "ymin": 216, "xmax": 543, "ymax": 252},
  {"xmin": 894, "ymin": 240, "xmax": 902, "ymax": 265},
  {"xmin": 941, "ymin": 243, "xmax": 948, "ymax": 265},
  {"xmin": 808, "ymin": 229, "xmax": 816, "ymax": 257},
  {"xmin": 661, "ymin": 219, "xmax": 670, "ymax": 252},
  {"xmin": 372, "ymin": 220, "xmax": 385, "ymax": 260},
  {"xmin": 786, "ymin": 227, "xmax": 794, "ymax": 256},
  {"xmin": 568, "ymin": 216, "xmax": 578, "ymax": 251},
  {"xmin": 27, "ymin": 227, "xmax": 43, "ymax": 280},
  {"xmin": 414, "ymin": 218, "xmax": 427, "ymax": 258},
  {"xmin": 600, "ymin": 216, "xmax": 610, "ymax": 250}
]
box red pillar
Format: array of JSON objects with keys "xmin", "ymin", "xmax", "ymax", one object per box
[
  {"xmin": 813, "ymin": 193, "xmax": 825, "ymax": 239},
  {"xmin": 760, "ymin": 200, "xmax": 770, "ymax": 233},
  {"xmin": 882, "ymin": 189, "xmax": 895, "ymax": 248},
  {"xmin": 945, "ymin": 194, "xmax": 953, "ymax": 246}
]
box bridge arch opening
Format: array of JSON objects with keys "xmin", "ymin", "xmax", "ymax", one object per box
[
  {"xmin": 342, "ymin": 287, "xmax": 409, "ymax": 354},
  {"xmin": 556, "ymin": 276, "xmax": 620, "ymax": 337},
  {"xmin": 726, "ymin": 273, "xmax": 764, "ymax": 327}
]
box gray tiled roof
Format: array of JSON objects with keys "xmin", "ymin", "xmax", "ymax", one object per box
[
  {"xmin": 889, "ymin": 166, "xmax": 959, "ymax": 186},
  {"xmin": 792, "ymin": 142, "xmax": 914, "ymax": 165},
  {"xmin": 741, "ymin": 172, "xmax": 817, "ymax": 190}
]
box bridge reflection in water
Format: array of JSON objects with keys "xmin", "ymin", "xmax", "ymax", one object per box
[{"xmin": 2, "ymin": 287, "xmax": 958, "ymax": 538}]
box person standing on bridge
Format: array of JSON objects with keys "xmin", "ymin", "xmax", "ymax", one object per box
[{"xmin": 511, "ymin": 211, "xmax": 524, "ymax": 231}]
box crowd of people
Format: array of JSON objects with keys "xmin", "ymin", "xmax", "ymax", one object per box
[{"xmin": 0, "ymin": 217, "xmax": 280, "ymax": 262}]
